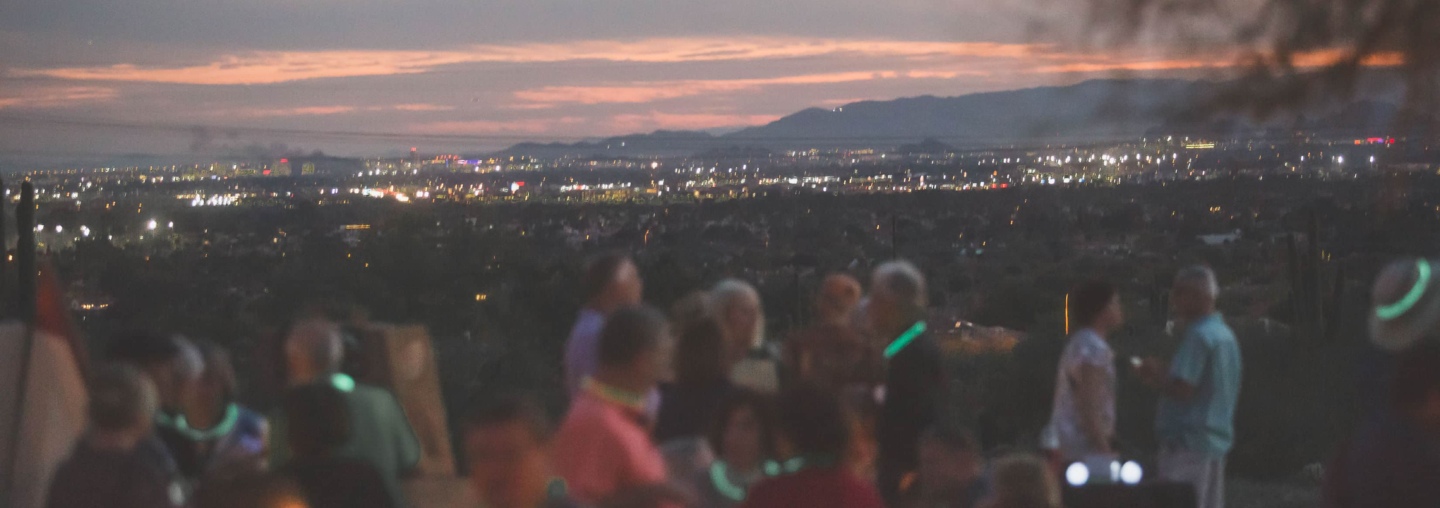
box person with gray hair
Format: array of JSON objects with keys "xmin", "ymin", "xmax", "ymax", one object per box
[
  {"xmin": 711, "ymin": 279, "xmax": 780, "ymax": 394},
  {"xmin": 1134, "ymin": 265, "xmax": 1242, "ymax": 508},
  {"xmin": 271, "ymin": 318, "xmax": 420, "ymax": 508},
  {"xmin": 867, "ymin": 260, "xmax": 949, "ymax": 505},
  {"xmin": 46, "ymin": 364, "xmax": 182, "ymax": 508}
]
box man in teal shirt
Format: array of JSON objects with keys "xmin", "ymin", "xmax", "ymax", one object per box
[
  {"xmin": 1137, "ymin": 266, "xmax": 1242, "ymax": 508},
  {"xmin": 272, "ymin": 319, "xmax": 422, "ymax": 508}
]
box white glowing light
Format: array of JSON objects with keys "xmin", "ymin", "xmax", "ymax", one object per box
[
  {"xmin": 1121, "ymin": 461, "xmax": 1144, "ymax": 485},
  {"xmin": 147, "ymin": 220, "xmax": 157, "ymax": 230},
  {"xmin": 1066, "ymin": 463, "xmax": 1089, "ymax": 487}
]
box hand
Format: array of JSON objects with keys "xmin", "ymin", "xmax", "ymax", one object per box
[{"xmin": 1132, "ymin": 356, "xmax": 1166, "ymax": 386}]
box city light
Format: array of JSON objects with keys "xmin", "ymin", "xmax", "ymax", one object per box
[{"xmin": 147, "ymin": 220, "xmax": 158, "ymax": 230}]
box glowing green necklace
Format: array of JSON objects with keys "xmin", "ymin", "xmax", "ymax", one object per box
[
  {"xmin": 709, "ymin": 461, "xmax": 751, "ymax": 502},
  {"xmin": 883, "ymin": 321, "xmax": 927, "ymax": 359},
  {"xmin": 710, "ymin": 456, "xmax": 833, "ymax": 502},
  {"xmin": 1378, "ymin": 259, "xmax": 1431, "ymax": 321},
  {"xmin": 155, "ymin": 403, "xmax": 239, "ymax": 441}
]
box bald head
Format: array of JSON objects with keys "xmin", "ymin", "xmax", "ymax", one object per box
[{"xmin": 285, "ymin": 319, "xmax": 344, "ymax": 385}]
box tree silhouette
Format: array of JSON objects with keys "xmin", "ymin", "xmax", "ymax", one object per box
[{"xmin": 1087, "ymin": 0, "xmax": 1439, "ymax": 122}]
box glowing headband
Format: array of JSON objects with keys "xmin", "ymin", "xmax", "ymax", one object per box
[{"xmin": 1377, "ymin": 259, "xmax": 1431, "ymax": 321}]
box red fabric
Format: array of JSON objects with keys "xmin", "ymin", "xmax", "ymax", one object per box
[
  {"xmin": 741, "ymin": 468, "xmax": 886, "ymax": 508},
  {"xmin": 35, "ymin": 257, "xmax": 89, "ymax": 377}
]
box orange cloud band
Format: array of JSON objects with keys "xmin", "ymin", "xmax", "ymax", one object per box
[{"xmin": 8, "ymin": 37, "xmax": 1047, "ymax": 86}]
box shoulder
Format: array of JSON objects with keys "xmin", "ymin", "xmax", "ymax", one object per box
[
  {"xmin": 894, "ymin": 334, "xmax": 941, "ymax": 359},
  {"xmin": 350, "ymin": 383, "xmax": 402, "ymax": 407},
  {"xmin": 1068, "ymin": 331, "xmax": 1112, "ymax": 361},
  {"xmin": 555, "ymin": 400, "xmax": 623, "ymax": 445},
  {"xmin": 905, "ymin": 334, "xmax": 945, "ymax": 366},
  {"xmin": 1191, "ymin": 315, "xmax": 1237, "ymax": 342}
]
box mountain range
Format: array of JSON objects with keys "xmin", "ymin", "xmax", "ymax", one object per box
[
  {"xmin": 494, "ymin": 77, "xmax": 1424, "ymax": 158},
  {"xmin": 495, "ymin": 78, "xmax": 1207, "ymax": 158}
]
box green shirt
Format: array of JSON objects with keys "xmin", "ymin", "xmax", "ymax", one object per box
[
  {"xmin": 1155, "ymin": 313, "xmax": 1243, "ymax": 457},
  {"xmin": 271, "ymin": 376, "xmax": 422, "ymax": 507}
]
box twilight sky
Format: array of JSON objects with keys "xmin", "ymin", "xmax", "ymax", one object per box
[{"xmin": 0, "ymin": 0, "xmax": 1255, "ymax": 160}]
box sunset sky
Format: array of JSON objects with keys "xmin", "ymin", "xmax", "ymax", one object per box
[{"xmin": 0, "ymin": 0, "xmax": 1250, "ymax": 159}]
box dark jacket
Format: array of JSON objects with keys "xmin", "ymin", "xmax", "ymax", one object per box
[
  {"xmin": 285, "ymin": 456, "xmax": 396, "ymax": 508},
  {"xmin": 46, "ymin": 439, "xmax": 180, "ymax": 508},
  {"xmin": 877, "ymin": 332, "xmax": 947, "ymax": 504},
  {"xmin": 1324, "ymin": 410, "xmax": 1440, "ymax": 508},
  {"xmin": 654, "ymin": 379, "xmax": 736, "ymax": 444}
]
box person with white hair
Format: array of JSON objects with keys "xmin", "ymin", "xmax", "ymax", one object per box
[
  {"xmin": 711, "ymin": 279, "xmax": 780, "ymax": 394},
  {"xmin": 1134, "ymin": 265, "xmax": 1241, "ymax": 508},
  {"xmin": 271, "ymin": 319, "xmax": 420, "ymax": 508},
  {"xmin": 866, "ymin": 260, "xmax": 948, "ymax": 506}
]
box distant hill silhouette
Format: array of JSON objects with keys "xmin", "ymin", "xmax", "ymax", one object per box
[
  {"xmin": 493, "ymin": 130, "xmax": 720, "ymax": 159},
  {"xmin": 493, "ymin": 77, "xmax": 1429, "ymax": 158},
  {"xmin": 725, "ymin": 79, "xmax": 1202, "ymax": 143}
]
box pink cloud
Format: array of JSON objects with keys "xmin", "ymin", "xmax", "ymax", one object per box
[
  {"xmin": 0, "ymin": 86, "xmax": 118, "ymax": 109},
  {"xmin": 8, "ymin": 38, "xmax": 1048, "ymax": 86},
  {"xmin": 389, "ymin": 103, "xmax": 455, "ymax": 112},
  {"xmin": 408, "ymin": 117, "xmax": 588, "ymax": 135},
  {"xmin": 214, "ymin": 103, "xmax": 454, "ymax": 118},
  {"xmin": 513, "ymin": 71, "xmax": 900, "ymax": 105},
  {"xmin": 11, "ymin": 51, "xmax": 480, "ymax": 85},
  {"xmin": 232, "ymin": 105, "xmax": 358, "ymax": 117}
]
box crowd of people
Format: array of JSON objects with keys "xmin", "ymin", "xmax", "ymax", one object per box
[{"xmin": 35, "ymin": 253, "xmax": 1440, "ymax": 508}]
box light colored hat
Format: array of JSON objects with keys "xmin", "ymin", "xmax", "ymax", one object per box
[{"xmin": 1370, "ymin": 258, "xmax": 1440, "ymax": 351}]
